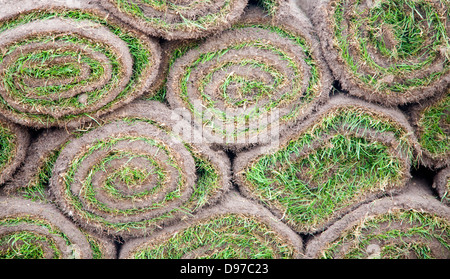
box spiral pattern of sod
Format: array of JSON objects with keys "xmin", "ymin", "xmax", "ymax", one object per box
[
  {"xmin": 234, "ymin": 95, "xmax": 419, "ymax": 234},
  {"xmin": 50, "ymin": 101, "xmax": 231, "ymax": 239},
  {"xmin": 409, "ymin": 90, "xmax": 449, "ymax": 168},
  {"xmin": 0, "ymin": 115, "xmax": 29, "ymax": 186},
  {"xmin": 98, "ymin": 0, "xmax": 248, "ymax": 40},
  {"xmin": 119, "ymin": 191, "xmax": 303, "ymax": 259},
  {"xmin": 305, "ymin": 179, "xmax": 450, "ymax": 259},
  {"xmin": 0, "ymin": 0, "xmax": 161, "ymax": 129},
  {"xmin": 313, "ymin": 0, "xmax": 450, "ymax": 106},
  {"xmin": 433, "ymin": 167, "xmax": 450, "ymax": 206},
  {"xmin": 0, "ymin": 197, "xmax": 116, "ymax": 259},
  {"xmin": 166, "ymin": 6, "xmax": 332, "ymax": 150}
]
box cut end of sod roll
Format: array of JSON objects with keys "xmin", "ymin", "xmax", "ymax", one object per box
[
  {"xmin": 313, "ymin": 0, "xmax": 450, "ymax": 106},
  {"xmin": 233, "ymin": 95, "xmax": 419, "ymax": 234},
  {"xmin": 305, "ymin": 178, "xmax": 450, "ymax": 259},
  {"xmin": 0, "ymin": 197, "xmax": 116, "ymax": 259},
  {"xmin": 49, "ymin": 100, "xmax": 231, "ymax": 239},
  {"xmin": 98, "ymin": 0, "xmax": 249, "ymax": 40},
  {"xmin": 118, "ymin": 191, "xmax": 304, "ymax": 259},
  {"xmin": 409, "ymin": 89, "xmax": 450, "ymax": 169},
  {"xmin": 0, "ymin": 115, "xmax": 29, "ymax": 186},
  {"xmin": 166, "ymin": 5, "xmax": 332, "ymax": 151},
  {"xmin": 0, "ymin": 0, "xmax": 162, "ymax": 129}
]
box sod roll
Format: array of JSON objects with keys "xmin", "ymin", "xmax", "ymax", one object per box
[
  {"xmin": 234, "ymin": 95, "xmax": 419, "ymax": 234},
  {"xmin": 166, "ymin": 5, "xmax": 332, "ymax": 150},
  {"xmin": 305, "ymin": 178, "xmax": 450, "ymax": 259},
  {"xmin": 0, "ymin": 115, "xmax": 29, "ymax": 186},
  {"xmin": 433, "ymin": 166, "xmax": 450, "ymax": 206},
  {"xmin": 0, "ymin": 197, "xmax": 116, "ymax": 259},
  {"xmin": 1, "ymin": 128, "xmax": 74, "ymax": 202},
  {"xmin": 0, "ymin": 0, "xmax": 161, "ymax": 129},
  {"xmin": 49, "ymin": 100, "xmax": 231, "ymax": 239},
  {"xmin": 119, "ymin": 191, "xmax": 303, "ymax": 259},
  {"xmin": 99, "ymin": 0, "xmax": 249, "ymax": 40},
  {"xmin": 311, "ymin": 0, "xmax": 450, "ymax": 106},
  {"xmin": 409, "ymin": 89, "xmax": 449, "ymax": 169}
]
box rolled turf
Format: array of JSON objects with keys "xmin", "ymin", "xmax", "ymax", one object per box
[
  {"xmin": 98, "ymin": 0, "xmax": 249, "ymax": 40},
  {"xmin": 1, "ymin": 128, "xmax": 75, "ymax": 202},
  {"xmin": 0, "ymin": 196, "xmax": 116, "ymax": 259},
  {"xmin": 305, "ymin": 178, "xmax": 450, "ymax": 259},
  {"xmin": 165, "ymin": 5, "xmax": 333, "ymax": 151},
  {"xmin": 119, "ymin": 191, "xmax": 303, "ymax": 259},
  {"xmin": 0, "ymin": 0, "xmax": 161, "ymax": 129},
  {"xmin": 49, "ymin": 100, "xmax": 231, "ymax": 239},
  {"xmin": 233, "ymin": 95, "xmax": 420, "ymax": 234},
  {"xmin": 409, "ymin": 89, "xmax": 449, "ymax": 169},
  {"xmin": 310, "ymin": 0, "xmax": 450, "ymax": 106}
]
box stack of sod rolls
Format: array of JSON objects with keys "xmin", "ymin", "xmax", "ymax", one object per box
[
  {"xmin": 49, "ymin": 101, "xmax": 231, "ymax": 239},
  {"xmin": 305, "ymin": 179, "xmax": 450, "ymax": 259},
  {"xmin": 0, "ymin": 0, "xmax": 162, "ymax": 129},
  {"xmin": 1, "ymin": 0, "xmax": 449, "ymax": 260},
  {"xmin": 165, "ymin": 4, "xmax": 333, "ymax": 151},
  {"xmin": 308, "ymin": 0, "xmax": 450, "ymax": 106},
  {"xmin": 233, "ymin": 95, "xmax": 420, "ymax": 234}
]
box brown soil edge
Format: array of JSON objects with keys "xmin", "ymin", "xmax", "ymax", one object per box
[
  {"xmin": 310, "ymin": 0, "xmax": 450, "ymax": 107},
  {"xmin": 2, "ymin": 128, "xmax": 73, "ymax": 195},
  {"xmin": 49, "ymin": 100, "xmax": 231, "ymax": 239},
  {"xmin": 407, "ymin": 89, "xmax": 450, "ymax": 169},
  {"xmin": 165, "ymin": 5, "xmax": 332, "ymax": 152},
  {"xmin": 99, "ymin": 0, "xmax": 248, "ymax": 40},
  {"xmin": 233, "ymin": 94, "xmax": 420, "ymax": 234},
  {"xmin": 0, "ymin": 196, "xmax": 116, "ymax": 259},
  {"xmin": 305, "ymin": 177, "xmax": 450, "ymax": 259},
  {"xmin": 118, "ymin": 190, "xmax": 304, "ymax": 259},
  {"xmin": 0, "ymin": 0, "xmax": 162, "ymax": 129},
  {"xmin": 433, "ymin": 166, "xmax": 450, "ymax": 206},
  {"xmin": 0, "ymin": 115, "xmax": 30, "ymax": 186}
]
